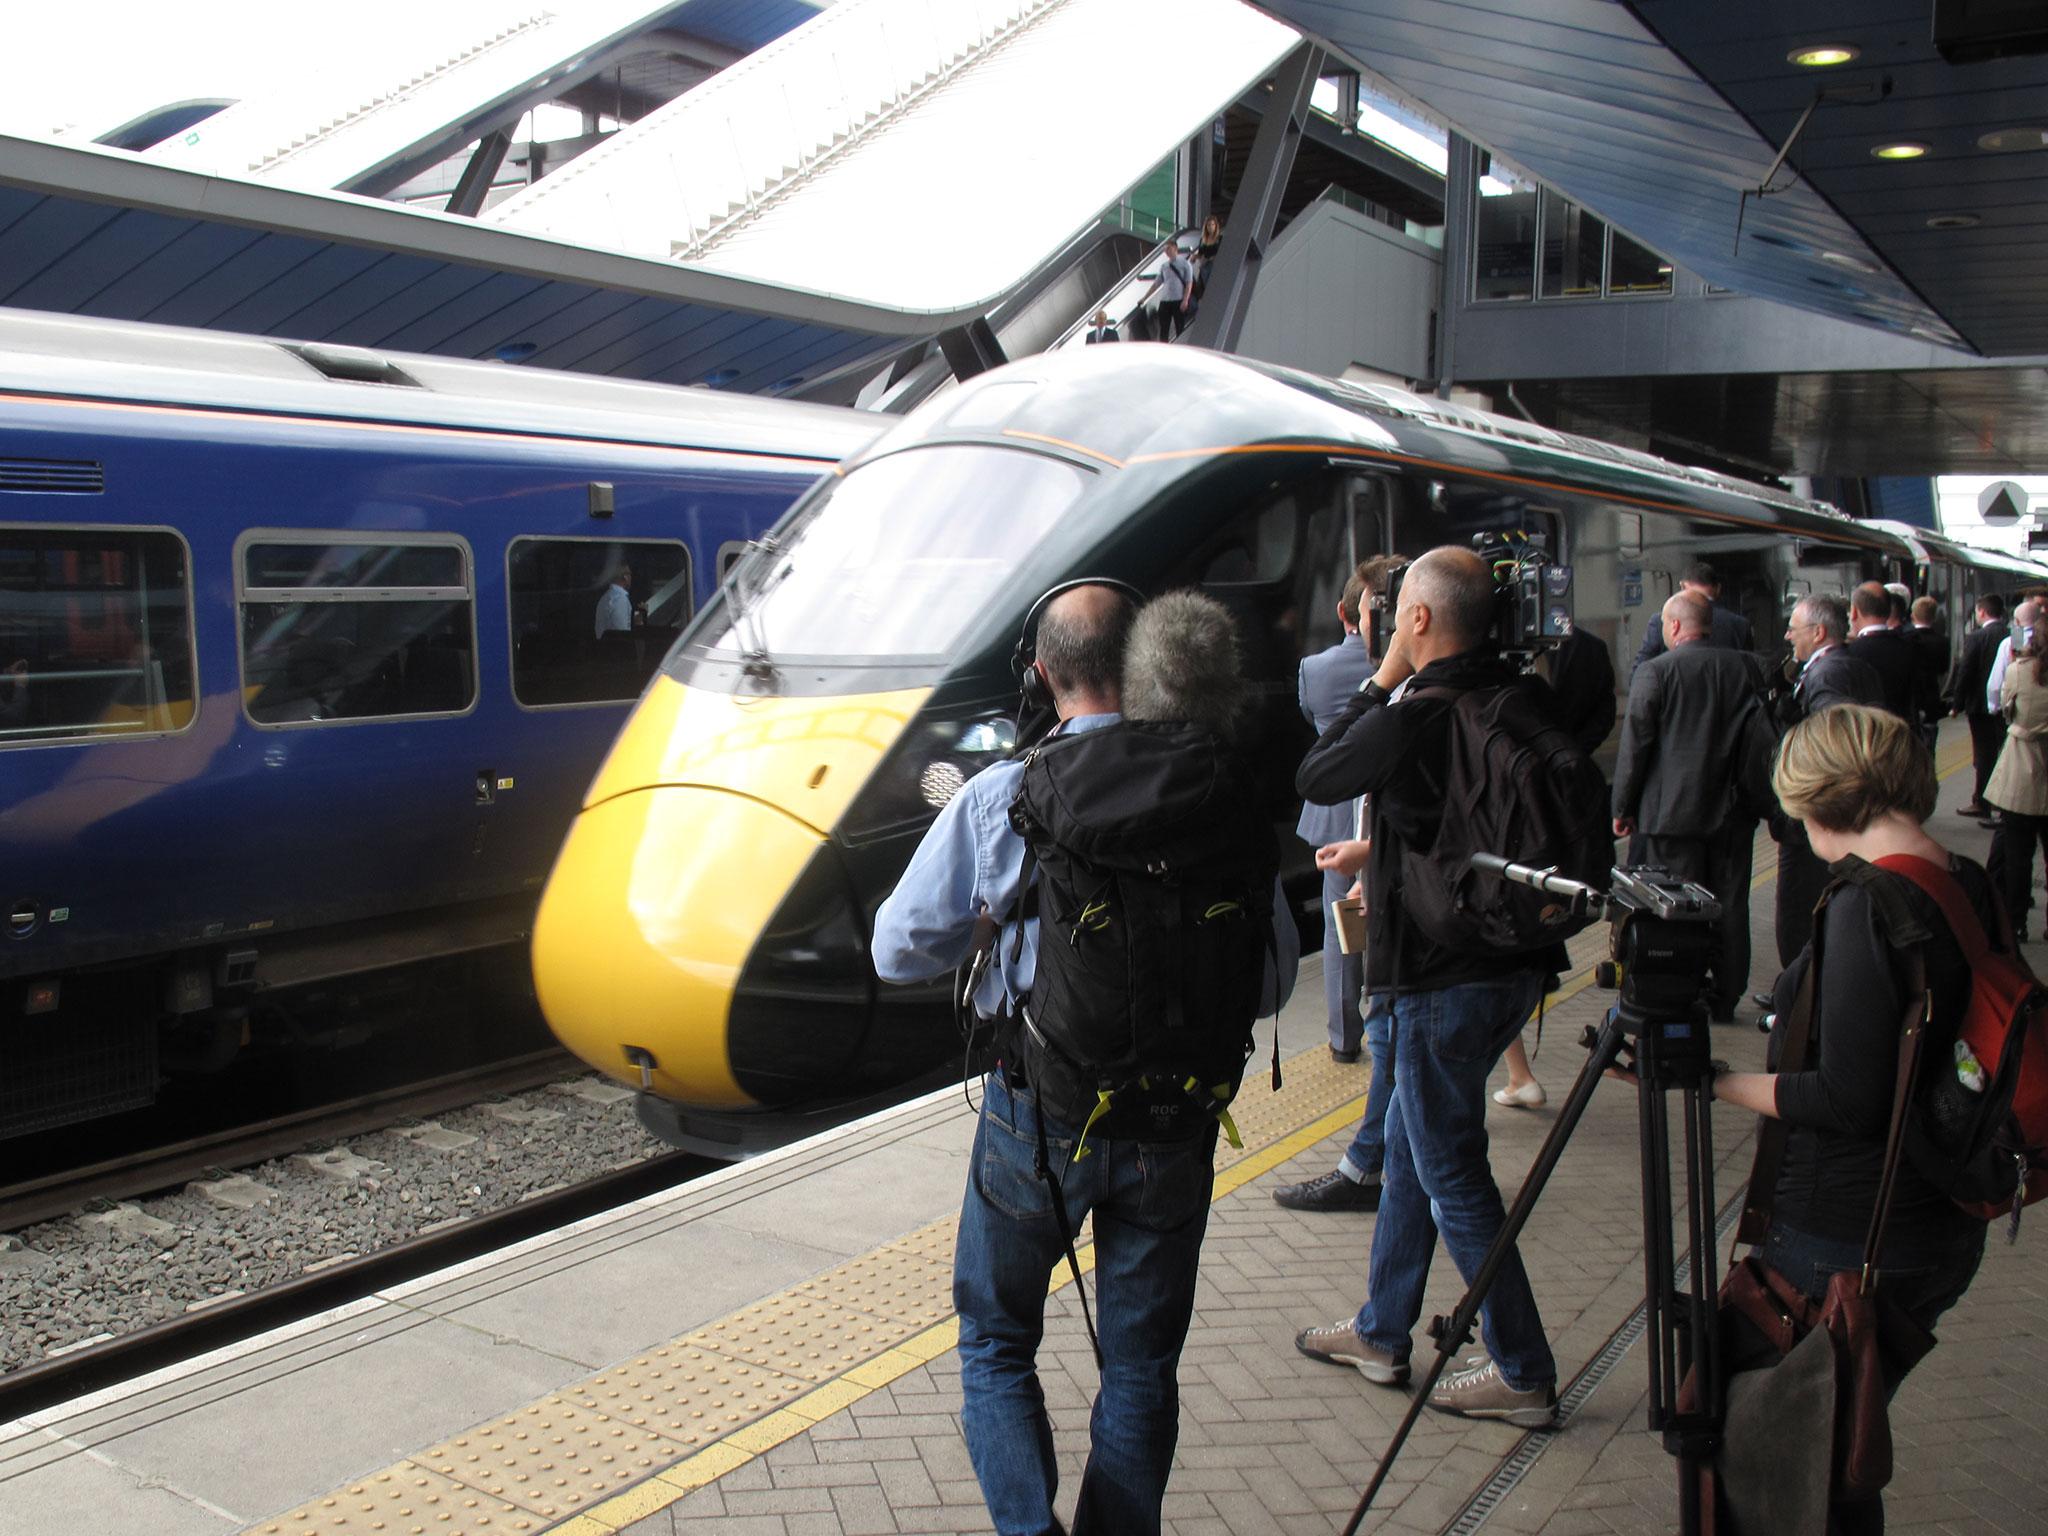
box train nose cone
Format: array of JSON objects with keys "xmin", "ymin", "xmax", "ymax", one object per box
[{"xmin": 533, "ymin": 784, "xmax": 845, "ymax": 1107}]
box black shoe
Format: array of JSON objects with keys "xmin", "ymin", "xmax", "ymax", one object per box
[
  {"xmin": 1273, "ymin": 1170, "xmax": 1381, "ymax": 1212},
  {"xmin": 1330, "ymin": 1045, "xmax": 1361, "ymax": 1064}
]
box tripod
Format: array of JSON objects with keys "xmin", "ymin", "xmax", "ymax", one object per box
[{"xmin": 1341, "ymin": 861, "xmax": 1727, "ymax": 1536}]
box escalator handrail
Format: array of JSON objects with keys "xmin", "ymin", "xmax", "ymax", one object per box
[{"xmin": 1047, "ymin": 226, "xmax": 1201, "ymax": 351}]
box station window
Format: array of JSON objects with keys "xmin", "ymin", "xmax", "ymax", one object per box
[
  {"xmin": 1473, "ymin": 158, "xmax": 1538, "ymax": 302},
  {"xmin": 1608, "ymin": 228, "xmax": 1673, "ymax": 296},
  {"xmin": 0, "ymin": 526, "xmax": 196, "ymax": 746},
  {"xmin": 1540, "ymin": 199, "xmax": 1606, "ymax": 299},
  {"xmin": 507, "ymin": 538, "xmax": 690, "ymax": 707},
  {"xmin": 238, "ymin": 536, "xmax": 475, "ymax": 725}
]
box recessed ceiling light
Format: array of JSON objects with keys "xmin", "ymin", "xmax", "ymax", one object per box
[
  {"xmin": 1925, "ymin": 213, "xmax": 1982, "ymax": 230},
  {"xmin": 1818, "ymin": 249, "xmax": 1880, "ymax": 274},
  {"xmin": 1788, "ymin": 44, "xmax": 1859, "ymax": 67},
  {"xmin": 1872, "ymin": 142, "xmax": 1929, "ymax": 160},
  {"xmin": 1748, "ymin": 231, "xmax": 1812, "ymax": 251},
  {"xmin": 1977, "ymin": 127, "xmax": 2048, "ymax": 154}
]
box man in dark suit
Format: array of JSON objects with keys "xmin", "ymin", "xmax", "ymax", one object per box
[
  {"xmin": 1613, "ymin": 592, "xmax": 1771, "ymax": 1020},
  {"xmin": 1845, "ymin": 581, "xmax": 1917, "ymax": 721},
  {"xmin": 1772, "ymin": 593, "xmax": 1884, "ymax": 964},
  {"xmin": 1632, "ymin": 560, "xmax": 1755, "ymax": 675},
  {"xmin": 1955, "ymin": 594, "xmax": 2012, "ymax": 817},
  {"xmin": 1908, "ymin": 596, "xmax": 1949, "ymax": 755},
  {"xmin": 1296, "ymin": 559, "xmax": 1386, "ymax": 1062}
]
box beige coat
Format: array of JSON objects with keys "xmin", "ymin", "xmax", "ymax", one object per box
[{"xmin": 1988, "ymin": 659, "xmax": 2048, "ymax": 816}]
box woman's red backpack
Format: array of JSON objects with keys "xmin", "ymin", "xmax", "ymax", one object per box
[{"xmin": 1876, "ymin": 854, "xmax": 2048, "ymax": 1229}]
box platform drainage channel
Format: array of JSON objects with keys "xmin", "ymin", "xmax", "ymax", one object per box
[{"xmin": 1442, "ymin": 1192, "xmax": 1743, "ymax": 1535}]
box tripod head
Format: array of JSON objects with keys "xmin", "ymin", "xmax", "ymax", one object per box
[{"xmin": 1468, "ymin": 853, "xmax": 1721, "ymax": 925}]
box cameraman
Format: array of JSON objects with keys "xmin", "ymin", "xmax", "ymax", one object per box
[{"xmin": 1290, "ymin": 545, "xmax": 1558, "ymax": 1427}]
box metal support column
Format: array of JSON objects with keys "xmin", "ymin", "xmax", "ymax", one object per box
[
  {"xmin": 936, "ymin": 318, "xmax": 1007, "ymax": 383},
  {"xmin": 446, "ymin": 131, "xmax": 513, "ymax": 218},
  {"xmin": 1433, "ymin": 133, "xmax": 1479, "ymax": 396},
  {"xmin": 1181, "ymin": 40, "xmax": 1324, "ymax": 354},
  {"xmin": 1190, "ymin": 124, "xmax": 1215, "ymax": 232}
]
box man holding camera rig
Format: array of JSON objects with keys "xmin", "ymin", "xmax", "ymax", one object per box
[{"xmin": 1290, "ymin": 545, "xmax": 1570, "ymax": 1426}]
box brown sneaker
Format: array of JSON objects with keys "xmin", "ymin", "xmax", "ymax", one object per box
[
  {"xmin": 1293, "ymin": 1319, "xmax": 1409, "ymax": 1385},
  {"xmin": 1427, "ymin": 1358, "xmax": 1556, "ymax": 1427}
]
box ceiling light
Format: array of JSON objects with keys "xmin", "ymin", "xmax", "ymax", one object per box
[
  {"xmin": 1747, "ymin": 231, "xmax": 1812, "ymax": 251},
  {"xmin": 1925, "ymin": 213, "xmax": 1982, "ymax": 229},
  {"xmin": 1818, "ymin": 249, "xmax": 1880, "ymax": 274},
  {"xmin": 1872, "ymin": 142, "xmax": 1929, "ymax": 160},
  {"xmin": 1977, "ymin": 127, "xmax": 2048, "ymax": 154},
  {"xmin": 1788, "ymin": 44, "xmax": 1860, "ymax": 66}
]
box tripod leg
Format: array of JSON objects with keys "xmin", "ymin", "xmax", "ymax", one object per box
[{"xmin": 1341, "ymin": 1008, "xmax": 1632, "ymax": 1535}]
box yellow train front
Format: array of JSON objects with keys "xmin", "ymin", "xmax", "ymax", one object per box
[{"xmin": 532, "ymin": 343, "xmax": 1912, "ymax": 1152}]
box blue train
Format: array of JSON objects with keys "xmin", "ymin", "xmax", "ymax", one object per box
[{"xmin": 0, "ymin": 309, "xmax": 876, "ymax": 1141}]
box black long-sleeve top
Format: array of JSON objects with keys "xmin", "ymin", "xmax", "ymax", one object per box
[
  {"xmin": 1296, "ymin": 649, "xmax": 1556, "ymax": 993},
  {"xmin": 1766, "ymin": 857, "xmax": 1990, "ymax": 1250}
]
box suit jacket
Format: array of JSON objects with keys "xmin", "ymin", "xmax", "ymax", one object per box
[
  {"xmin": 1295, "ymin": 633, "xmax": 1375, "ymax": 844},
  {"xmin": 1955, "ymin": 620, "xmax": 2009, "ymax": 717},
  {"xmin": 1534, "ymin": 627, "xmax": 1618, "ymax": 755},
  {"xmin": 1632, "ymin": 602, "xmax": 1755, "ymax": 674},
  {"xmin": 1785, "ymin": 644, "xmax": 1883, "ymax": 726},
  {"xmin": 1845, "ymin": 626, "xmax": 1918, "ymax": 721},
  {"xmin": 1613, "ymin": 641, "xmax": 1770, "ymax": 837},
  {"xmin": 1908, "ymin": 625, "xmax": 1948, "ymax": 724}
]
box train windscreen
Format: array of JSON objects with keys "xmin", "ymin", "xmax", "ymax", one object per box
[{"xmin": 694, "ymin": 445, "xmax": 1089, "ymax": 664}]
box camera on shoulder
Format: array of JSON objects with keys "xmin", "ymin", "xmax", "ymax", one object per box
[{"xmin": 1369, "ymin": 532, "xmax": 1575, "ymax": 660}]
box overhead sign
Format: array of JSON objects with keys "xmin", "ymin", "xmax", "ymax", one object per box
[{"xmin": 1979, "ymin": 480, "xmax": 2030, "ymax": 524}]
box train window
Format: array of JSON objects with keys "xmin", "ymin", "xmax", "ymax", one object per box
[
  {"xmin": 0, "ymin": 526, "xmax": 196, "ymax": 747},
  {"xmin": 692, "ymin": 444, "xmax": 1088, "ymax": 663},
  {"xmin": 237, "ymin": 535, "xmax": 475, "ymax": 726},
  {"xmin": 507, "ymin": 538, "xmax": 690, "ymax": 707}
]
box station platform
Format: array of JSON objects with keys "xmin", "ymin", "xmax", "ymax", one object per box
[{"xmin": 4, "ymin": 728, "xmax": 2044, "ymax": 1536}]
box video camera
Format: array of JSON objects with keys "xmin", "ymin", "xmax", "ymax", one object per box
[{"xmin": 1369, "ymin": 532, "xmax": 1575, "ymax": 659}]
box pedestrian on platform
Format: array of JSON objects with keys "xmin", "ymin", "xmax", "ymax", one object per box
[
  {"xmin": 1772, "ymin": 594, "xmax": 1883, "ymax": 967},
  {"xmin": 1292, "ymin": 546, "xmax": 1566, "ymax": 1427},
  {"xmin": 1987, "ymin": 630, "xmax": 2048, "ymax": 938},
  {"xmin": 1846, "ymin": 582, "xmax": 1917, "ymax": 722},
  {"xmin": 1708, "ymin": 705, "xmax": 1989, "ymax": 1536},
  {"xmin": 1908, "ymin": 596, "xmax": 1947, "ymax": 756},
  {"xmin": 1985, "ymin": 598, "xmax": 2038, "ymax": 723},
  {"xmin": 1953, "ymin": 594, "xmax": 2009, "ymax": 818},
  {"xmin": 871, "ymin": 585, "xmax": 1295, "ymax": 1536}
]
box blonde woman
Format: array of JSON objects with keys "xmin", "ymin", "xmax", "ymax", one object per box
[
  {"xmin": 1986, "ymin": 630, "xmax": 2048, "ymax": 935},
  {"xmin": 1709, "ymin": 706, "xmax": 1988, "ymax": 1535}
]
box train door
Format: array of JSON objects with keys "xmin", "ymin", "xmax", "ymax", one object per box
[{"xmin": 1161, "ymin": 466, "xmax": 1389, "ymax": 825}]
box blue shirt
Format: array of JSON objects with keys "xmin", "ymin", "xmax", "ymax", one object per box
[{"xmin": 872, "ymin": 712, "xmax": 1298, "ymax": 1016}]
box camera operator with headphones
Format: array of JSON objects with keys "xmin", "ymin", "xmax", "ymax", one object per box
[{"xmin": 872, "ymin": 582, "xmax": 1297, "ymax": 1536}]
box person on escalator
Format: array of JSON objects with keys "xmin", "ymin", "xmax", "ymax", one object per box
[{"xmin": 1151, "ymin": 243, "xmax": 1194, "ymax": 341}]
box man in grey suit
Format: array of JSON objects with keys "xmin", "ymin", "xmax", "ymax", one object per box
[
  {"xmin": 1296, "ymin": 559, "xmax": 1383, "ymax": 1061},
  {"xmin": 1613, "ymin": 592, "xmax": 1773, "ymax": 1021},
  {"xmin": 1772, "ymin": 593, "xmax": 1884, "ymax": 964}
]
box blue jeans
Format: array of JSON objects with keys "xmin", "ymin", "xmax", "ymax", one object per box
[
  {"xmin": 954, "ymin": 1071, "xmax": 1216, "ymax": 1536},
  {"xmin": 1321, "ymin": 865, "xmax": 1365, "ymax": 1054},
  {"xmin": 1356, "ymin": 973, "xmax": 1556, "ymax": 1392},
  {"xmin": 1339, "ymin": 995, "xmax": 1394, "ymax": 1182}
]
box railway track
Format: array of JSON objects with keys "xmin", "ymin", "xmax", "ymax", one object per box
[
  {"xmin": 0, "ymin": 1048, "xmax": 580, "ymax": 1235},
  {"xmin": 0, "ymin": 1148, "xmax": 711, "ymax": 1425}
]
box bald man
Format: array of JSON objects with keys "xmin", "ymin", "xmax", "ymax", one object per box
[
  {"xmin": 1612, "ymin": 590, "xmax": 1774, "ymax": 1021},
  {"xmin": 1294, "ymin": 545, "xmax": 1563, "ymax": 1428}
]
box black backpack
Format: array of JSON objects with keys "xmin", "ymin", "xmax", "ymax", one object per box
[
  {"xmin": 1005, "ymin": 720, "xmax": 1279, "ymax": 1148},
  {"xmin": 1400, "ymin": 681, "xmax": 1611, "ymax": 954}
]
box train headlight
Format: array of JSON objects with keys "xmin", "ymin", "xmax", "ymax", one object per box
[{"xmin": 846, "ymin": 710, "xmax": 1018, "ymax": 836}]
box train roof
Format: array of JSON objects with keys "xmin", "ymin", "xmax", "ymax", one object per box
[
  {"xmin": 0, "ymin": 307, "xmax": 880, "ymax": 464},
  {"xmin": 857, "ymin": 345, "xmax": 1918, "ymax": 556},
  {"xmin": 1864, "ymin": 519, "xmax": 2048, "ymax": 583}
]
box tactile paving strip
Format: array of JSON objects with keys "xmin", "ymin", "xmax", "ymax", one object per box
[
  {"xmin": 237, "ymin": 1042, "xmax": 1374, "ymax": 1536},
  {"xmin": 413, "ymin": 1397, "xmax": 682, "ymax": 1518},
  {"xmin": 559, "ymin": 1341, "xmax": 810, "ymax": 1446},
  {"xmin": 248, "ymin": 1464, "xmax": 537, "ymax": 1536}
]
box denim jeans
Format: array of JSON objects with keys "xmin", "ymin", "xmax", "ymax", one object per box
[
  {"xmin": 954, "ymin": 1071, "xmax": 1216, "ymax": 1536},
  {"xmin": 1338, "ymin": 995, "xmax": 1395, "ymax": 1182},
  {"xmin": 1322, "ymin": 865, "xmax": 1365, "ymax": 1054},
  {"xmin": 1355, "ymin": 972, "xmax": 1556, "ymax": 1392}
]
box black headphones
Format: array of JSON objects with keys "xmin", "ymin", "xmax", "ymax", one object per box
[{"xmin": 1013, "ymin": 577, "xmax": 1145, "ymax": 714}]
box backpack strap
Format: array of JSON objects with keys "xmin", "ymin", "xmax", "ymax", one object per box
[{"xmin": 1872, "ymin": 853, "xmax": 2018, "ymax": 966}]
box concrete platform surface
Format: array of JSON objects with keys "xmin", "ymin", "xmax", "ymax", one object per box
[{"xmin": 1, "ymin": 725, "xmax": 2042, "ymax": 1536}]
